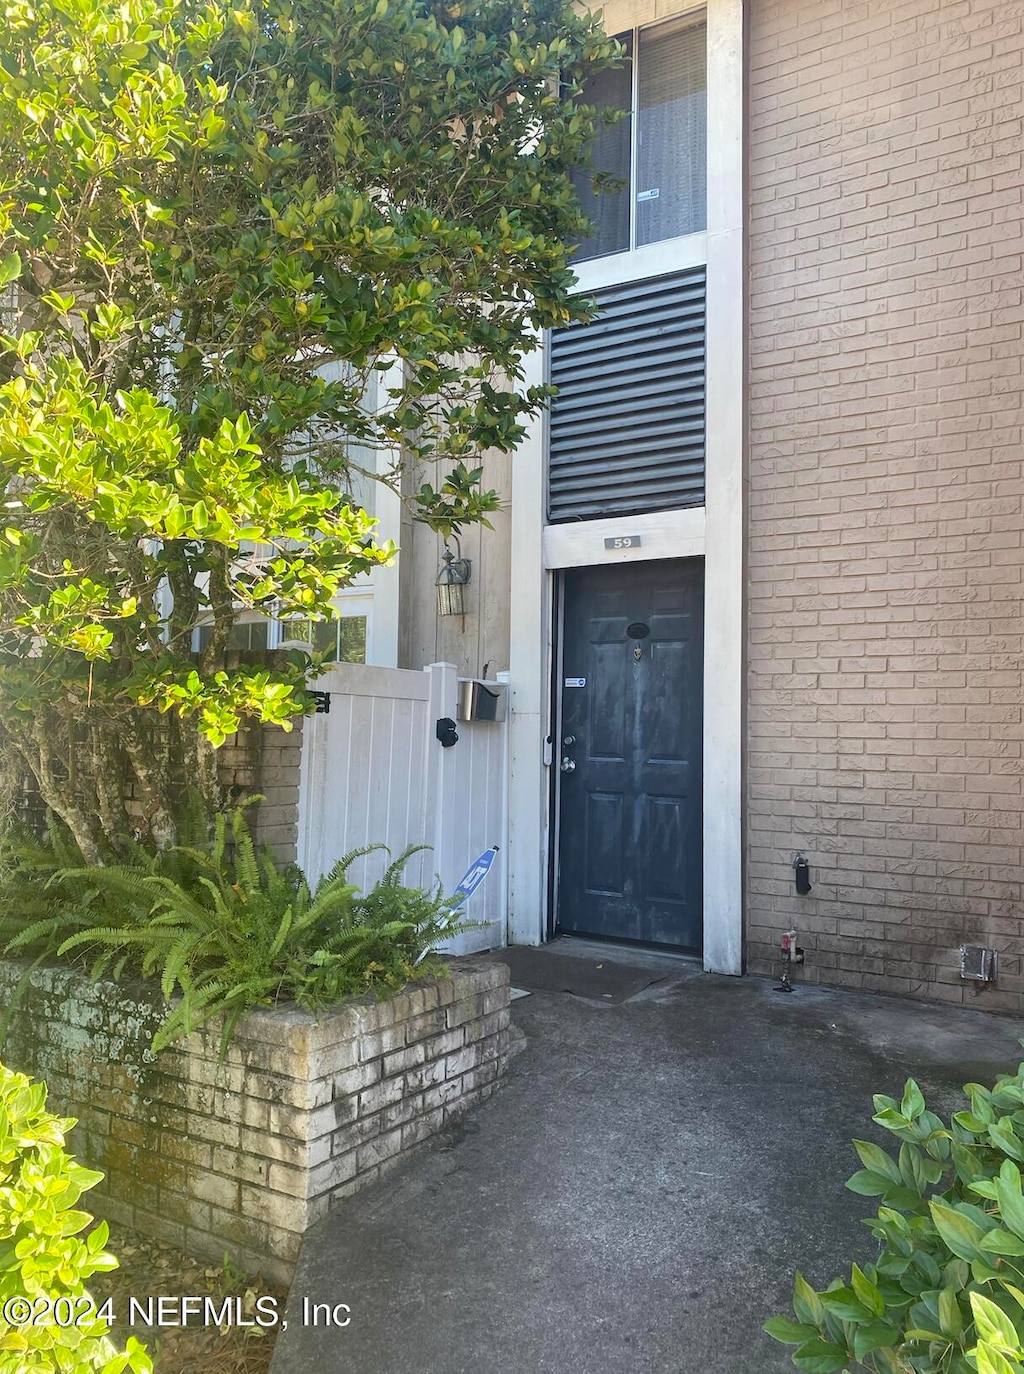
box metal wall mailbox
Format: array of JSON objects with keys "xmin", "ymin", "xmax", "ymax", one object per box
[{"xmin": 457, "ymin": 680, "xmax": 507, "ymax": 723}]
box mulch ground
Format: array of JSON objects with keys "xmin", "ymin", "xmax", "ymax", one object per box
[{"xmin": 89, "ymin": 1223, "xmax": 287, "ymax": 1374}]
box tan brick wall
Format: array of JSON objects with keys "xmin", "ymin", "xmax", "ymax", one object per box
[
  {"xmin": 747, "ymin": 0, "xmax": 1024, "ymax": 1010},
  {"xmin": 255, "ymin": 720, "xmax": 303, "ymax": 865},
  {"xmin": 204, "ymin": 717, "xmax": 301, "ymax": 865}
]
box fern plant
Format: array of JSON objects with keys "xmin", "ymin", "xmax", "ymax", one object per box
[
  {"xmin": 0, "ymin": 792, "xmax": 223, "ymax": 956},
  {"xmin": 1, "ymin": 806, "xmax": 472, "ymax": 1053},
  {"xmin": 0, "ymin": 818, "xmax": 95, "ymax": 945}
]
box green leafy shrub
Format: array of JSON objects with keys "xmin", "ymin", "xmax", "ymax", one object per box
[
  {"xmin": 766, "ymin": 1063, "xmax": 1024, "ymax": 1372},
  {"xmin": 0, "ymin": 1061, "xmax": 150, "ymax": 1372},
  {"xmin": 2, "ymin": 806, "xmax": 470, "ymax": 1052}
]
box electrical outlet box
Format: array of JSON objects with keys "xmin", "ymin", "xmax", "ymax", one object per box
[{"xmin": 960, "ymin": 944, "xmax": 998, "ymax": 983}]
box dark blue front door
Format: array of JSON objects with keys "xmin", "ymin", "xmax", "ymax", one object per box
[{"xmin": 556, "ymin": 558, "xmax": 704, "ymax": 951}]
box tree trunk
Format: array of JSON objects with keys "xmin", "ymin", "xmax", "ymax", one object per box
[
  {"xmin": 7, "ymin": 716, "xmax": 108, "ymax": 865},
  {"xmin": 121, "ymin": 717, "xmax": 179, "ymax": 850},
  {"xmin": 89, "ymin": 720, "xmax": 133, "ymax": 852},
  {"xmin": 176, "ymin": 716, "xmax": 222, "ymax": 823}
]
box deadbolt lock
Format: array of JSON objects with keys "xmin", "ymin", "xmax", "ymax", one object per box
[{"xmin": 563, "ymin": 734, "xmax": 576, "ymax": 746}]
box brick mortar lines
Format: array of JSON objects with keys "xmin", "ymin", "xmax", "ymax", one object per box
[
  {"xmin": 0, "ymin": 958, "xmax": 511, "ymax": 1283},
  {"xmin": 746, "ymin": 0, "xmax": 1024, "ymax": 1014}
]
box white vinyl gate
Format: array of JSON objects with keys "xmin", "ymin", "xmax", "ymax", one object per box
[{"xmin": 296, "ymin": 662, "xmax": 508, "ymax": 953}]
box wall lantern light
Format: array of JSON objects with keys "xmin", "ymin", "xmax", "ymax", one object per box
[{"xmin": 436, "ymin": 542, "xmax": 471, "ymax": 617}]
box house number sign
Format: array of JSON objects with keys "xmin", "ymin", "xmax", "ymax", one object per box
[{"xmin": 604, "ymin": 535, "xmax": 642, "ymax": 550}]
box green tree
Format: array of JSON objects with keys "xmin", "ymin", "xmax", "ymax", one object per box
[{"xmin": 0, "ymin": 0, "xmax": 619, "ymax": 860}]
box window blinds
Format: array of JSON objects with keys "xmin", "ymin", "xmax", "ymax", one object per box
[{"xmin": 637, "ymin": 16, "xmax": 708, "ymax": 246}]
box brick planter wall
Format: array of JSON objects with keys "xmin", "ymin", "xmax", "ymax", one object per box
[{"xmin": 0, "ymin": 957, "xmax": 511, "ymax": 1284}]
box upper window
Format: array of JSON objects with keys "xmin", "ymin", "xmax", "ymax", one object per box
[{"xmin": 571, "ymin": 13, "xmax": 707, "ymax": 264}]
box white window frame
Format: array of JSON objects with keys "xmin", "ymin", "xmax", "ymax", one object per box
[
  {"xmin": 573, "ymin": 6, "xmax": 709, "ymax": 270},
  {"xmin": 188, "ymin": 351, "xmax": 403, "ymax": 668}
]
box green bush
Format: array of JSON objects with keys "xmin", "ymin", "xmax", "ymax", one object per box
[
  {"xmin": 0, "ymin": 1061, "xmax": 150, "ymax": 1373},
  {"xmin": 767, "ymin": 1062, "xmax": 1024, "ymax": 1373},
  {"xmin": 1, "ymin": 806, "xmax": 470, "ymax": 1052}
]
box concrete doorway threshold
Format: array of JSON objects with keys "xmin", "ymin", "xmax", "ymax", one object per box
[{"xmin": 271, "ymin": 951, "xmax": 1024, "ymax": 1373}]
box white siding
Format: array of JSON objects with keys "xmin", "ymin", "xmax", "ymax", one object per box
[{"xmin": 297, "ymin": 662, "xmax": 508, "ymax": 954}]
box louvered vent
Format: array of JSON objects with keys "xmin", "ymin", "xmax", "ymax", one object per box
[{"xmin": 547, "ymin": 268, "xmax": 706, "ymax": 522}]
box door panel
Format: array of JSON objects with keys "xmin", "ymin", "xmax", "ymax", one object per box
[
  {"xmin": 585, "ymin": 794, "xmax": 625, "ymax": 895},
  {"xmin": 556, "ymin": 558, "xmax": 703, "ymax": 951},
  {"xmin": 589, "ymin": 642, "xmax": 628, "ymax": 758}
]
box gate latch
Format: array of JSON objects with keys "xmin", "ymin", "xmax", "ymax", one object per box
[{"xmin": 436, "ymin": 717, "xmax": 459, "ymax": 748}]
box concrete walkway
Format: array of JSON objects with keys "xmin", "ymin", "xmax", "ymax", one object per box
[{"xmin": 271, "ymin": 945, "xmax": 1024, "ymax": 1374}]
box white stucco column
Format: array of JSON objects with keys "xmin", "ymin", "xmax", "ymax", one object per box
[
  {"xmin": 506, "ymin": 342, "xmax": 549, "ymax": 945},
  {"xmin": 702, "ymin": 0, "xmax": 745, "ymax": 974},
  {"xmin": 370, "ymin": 358, "xmax": 404, "ymax": 668}
]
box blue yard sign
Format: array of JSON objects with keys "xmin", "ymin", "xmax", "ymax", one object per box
[
  {"xmin": 452, "ymin": 846, "xmax": 499, "ymax": 908},
  {"xmin": 415, "ymin": 846, "xmax": 500, "ymax": 965}
]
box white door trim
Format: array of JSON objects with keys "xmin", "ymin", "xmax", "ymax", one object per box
[
  {"xmin": 543, "ymin": 506, "xmax": 706, "ymax": 570},
  {"xmin": 701, "ymin": 0, "xmax": 744, "ymax": 974},
  {"xmin": 507, "ymin": 340, "xmax": 552, "ymax": 945}
]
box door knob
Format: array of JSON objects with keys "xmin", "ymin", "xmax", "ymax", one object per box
[{"xmin": 560, "ymin": 757, "xmax": 576, "ymax": 773}]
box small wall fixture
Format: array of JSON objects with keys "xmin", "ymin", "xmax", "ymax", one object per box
[
  {"xmin": 435, "ymin": 717, "xmax": 459, "ymax": 748},
  {"xmin": 436, "ymin": 542, "xmax": 471, "ymax": 617},
  {"xmin": 774, "ymin": 928, "xmax": 805, "ymax": 994},
  {"xmin": 960, "ymin": 944, "xmax": 998, "ymax": 983},
  {"xmin": 458, "ymin": 680, "xmax": 507, "ymax": 723}
]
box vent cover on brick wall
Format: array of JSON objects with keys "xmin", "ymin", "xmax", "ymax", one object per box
[{"xmin": 547, "ymin": 267, "xmax": 706, "ymax": 523}]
